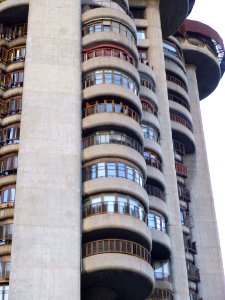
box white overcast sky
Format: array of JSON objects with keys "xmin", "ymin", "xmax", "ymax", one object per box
[{"xmin": 188, "ymin": 1, "xmax": 225, "ymax": 272}]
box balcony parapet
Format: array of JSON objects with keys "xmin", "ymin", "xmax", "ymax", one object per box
[{"xmin": 83, "ymin": 239, "xmax": 151, "ymax": 263}]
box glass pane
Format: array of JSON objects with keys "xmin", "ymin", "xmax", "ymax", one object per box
[
  {"xmin": 97, "ymin": 162, "xmax": 105, "ymax": 177},
  {"xmin": 118, "ymin": 163, "xmax": 125, "ymax": 177},
  {"xmin": 2, "ymin": 190, "xmax": 8, "ymax": 203},
  {"xmin": 10, "ymin": 188, "xmax": 15, "ymax": 202},
  {"xmin": 107, "ymin": 163, "xmax": 116, "ymax": 177}
]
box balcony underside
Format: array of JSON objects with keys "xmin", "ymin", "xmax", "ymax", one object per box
[{"xmin": 82, "ymin": 253, "xmax": 154, "ymax": 300}]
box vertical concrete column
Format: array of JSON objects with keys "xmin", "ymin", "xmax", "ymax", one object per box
[
  {"xmin": 145, "ymin": 1, "xmax": 189, "ymax": 299},
  {"xmin": 184, "ymin": 65, "xmax": 225, "ymax": 300},
  {"xmin": 9, "ymin": 0, "xmax": 82, "ymax": 299}
]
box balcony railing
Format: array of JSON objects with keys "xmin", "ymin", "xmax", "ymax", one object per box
[
  {"xmin": 148, "ymin": 288, "xmax": 173, "ymax": 300},
  {"xmin": 166, "ymin": 74, "xmax": 188, "ymax": 92},
  {"xmin": 83, "ymin": 46, "xmax": 135, "ymax": 66},
  {"xmin": 83, "ymin": 103, "xmax": 140, "ymax": 123},
  {"xmin": 170, "ymin": 113, "xmax": 193, "ymax": 132},
  {"xmin": 83, "ymin": 239, "xmax": 151, "ymax": 263},
  {"xmin": 178, "ymin": 186, "xmax": 191, "ymax": 202},
  {"xmin": 187, "ymin": 263, "xmax": 200, "ymax": 283},
  {"xmin": 184, "ymin": 237, "xmax": 197, "ymax": 254},
  {"xmin": 175, "ymin": 161, "xmax": 188, "ymax": 177},
  {"xmin": 0, "ymin": 97, "xmax": 22, "ymax": 117},
  {"xmin": 83, "ymin": 132, "xmax": 143, "ymax": 154},
  {"xmin": 145, "ymin": 157, "xmax": 162, "ymax": 171},
  {"xmin": 0, "ymin": 24, "xmax": 27, "ymax": 42},
  {"xmin": 173, "ymin": 140, "xmax": 186, "ymax": 156},
  {"xmin": 168, "ymin": 93, "xmax": 190, "ymax": 111},
  {"xmin": 140, "ymin": 79, "xmax": 156, "ymax": 93},
  {"xmin": 82, "ymin": 201, "xmax": 146, "ymax": 222},
  {"xmin": 145, "ymin": 185, "xmax": 165, "ymax": 201}
]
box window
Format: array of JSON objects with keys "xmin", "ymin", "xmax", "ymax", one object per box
[
  {"xmin": 0, "ymin": 261, "xmax": 10, "ymax": 280},
  {"xmin": 0, "ymin": 285, "xmax": 9, "ymax": 300},
  {"xmin": 144, "ymin": 150, "xmax": 162, "ymax": 170},
  {"xmin": 137, "ymin": 29, "xmax": 146, "ymax": 40},
  {"xmin": 130, "ymin": 7, "xmax": 145, "ymax": 19},
  {"xmin": 83, "ymin": 160, "xmax": 144, "ymax": 186},
  {"xmin": 147, "ymin": 211, "xmax": 166, "ymax": 232},
  {"xmin": 0, "ymin": 186, "xmax": 16, "ymax": 207},
  {"xmin": 83, "ymin": 69, "xmax": 139, "ymax": 95},
  {"xmin": 0, "ymin": 154, "xmax": 18, "ymax": 176},
  {"xmin": 142, "ymin": 123, "xmax": 159, "ymax": 142},
  {"xmin": 0, "ymin": 125, "xmax": 20, "ymax": 146},
  {"xmin": 1, "ymin": 97, "xmax": 22, "ymax": 117},
  {"xmin": 83, "ymin": 193, "xmax": 145, "ymax": 221},
  {"xmin": 82, "ymin": 19, "xmax": 136, "ymax": 44},
  {"xmin": 0, "ymin": 224, "xmax": 13, "ymax": 245},
  {"xmin": 153, "ymin": 260, "xmax": 171, "ymax": 281}
]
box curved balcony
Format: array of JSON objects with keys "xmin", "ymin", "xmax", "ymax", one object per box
[
  {"xmin": 82, "ymin": 0, "xmax": 131, "ymax": 17},
  {"xmin": 148, "ymin": 194, "xmax": 168, "ymax": 221},
  {"xmin": 83, "ymin": 213, "xmax": 152, "ymax": 251},
  {"xmin": 0, "ymin": 21, "xmax": 27, "ymax": 43},
  {"xmin": 82, "ymin": 6, "xmax": 136, "ymax": 35},
  {"xmin": 170, "ymin": 112, "xmax": 195, "ymax": 154},
  {"xmin": 83, "ymin": 177, "xmax": 149, "ymax": 211},
  {"xmin": 83, "ymin": 135, "xmax": 146, "ymax": 177},
  {"xmin": 164, "ymin": 55, "xmax": 186, "ymax": 81},
  {"xmin": 146, "ymin": 165, "xmax": 165, "ymax": 187},
  {"xmin": 144, "ymin": 137, "xmax": 162, "ymax": 159},
  {"xmin": 83, "ymin": 44, "xmax": 136, "ymax": 67},
  {"xmin": 145, "ymin": 185, "xmax": 165, "ymax": 202},
  {"xmin": 166, "ymin": 73, "xmax": 188, "ymax": 93},
  {"xmin": 140, "ymin": 85, "xmax": 158, "ymax": 107},
  {"xmin": 169, "ymin": 100, "xmax": 192, "ymax": 125},
  {"xmin": 83, "ymin": 101, "xmax": 141, "ymax": 124},
  {"xmin": 175, "ymin": 161, "xmax": 188, "ymax": 178},
  {"xmin": 159, "ymin": 0, "xmax": 189, "ymax": 38},
  {"xmin": 0, "ymin": 96, "xmax": 22, "ymax": 118},
  {"xmin": 0, "ymin": 207, "xmax": 14, "ymax": 220},
  {"xmin": 83, "ymin": 83, "xmax": 141, "ymax": 113},
  {"xmin": 83, "ymin": 112, "xmax": 143, "ymax": 144},
  {"xmin": 168, "ymin": 92, "xmax": 190, "ymax": 111},
  {"xmin": 0, "ymin": 153, "xmax": 17, "ymax": 177},
  {"xmin": 82, "ymin": 56, "xmax": 140, "ymax": 85},
  {"xmin": 142, "ymin": 110, "xmax": 160, "ymax": 131},
  {"xmin": 138, "ymin": 62, "xmax": 156, "ymax": 85},
  {"xmin": 141, "ymin": 97, "xmax": 158, "ymax": 117},
  {"xmin": 151, "ymin": 229, "xmax": 171, "ymax": 260},
  {"xmin": 178, "ymin": 20, "xmax": 224, "ymax": 99},
  {"xmin": 0, "ymin": 70, "xmax": 24, "ymax": 92},
  {"xmin": 82, "ymin": 239, "xmax": 154, "ymax": 300}
]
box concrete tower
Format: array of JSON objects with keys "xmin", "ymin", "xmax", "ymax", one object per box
[{"xmin": 0, "ymin": 0, "xmax": 224, "ymax": 299}]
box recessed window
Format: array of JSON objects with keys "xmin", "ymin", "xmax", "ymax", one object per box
[
  {"xmin": 137, "ymin": 29, "xmax": 146, "ymax": 40},
  {"xmin": 152, "ymin": 260, "xmax": 171, "ymax": 281}
]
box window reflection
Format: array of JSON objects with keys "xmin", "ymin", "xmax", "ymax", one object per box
[
  {"xmin": 83, "ymin": 161, "xmax": 144, "ymax": 186},
  {"xmin": 147, "ymin": 211, "xmax": 166, "ymax": 232},
  {"xmin": 83, "ymin": 193, "xmax": 146, "ymax": 221}
]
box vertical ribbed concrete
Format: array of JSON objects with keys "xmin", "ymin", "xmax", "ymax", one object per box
[
  {"xmin": 9, "ymin": 0, "xmax": 82, "ymax": 299},
  {"xmin": 184, "ymin": 65, "xmax": 225, "ymax": 300},
  {"xmin": 145, "ymin": 1, "xmax": 189, "ymax": 299}
]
